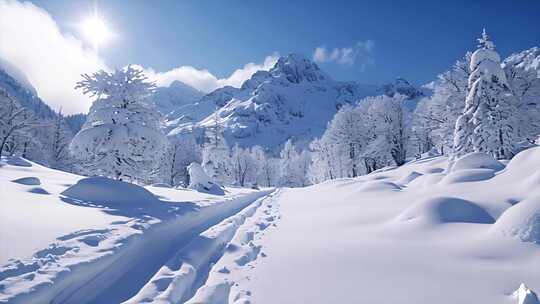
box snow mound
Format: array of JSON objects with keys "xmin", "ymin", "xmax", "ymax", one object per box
[
  {"xmin": 397, "ymin": 171, "xmax": 422, "ymax": 185},
  {"xmin": 61, "ymin": 177, "xmax": 158, "ymax": 206},
  {"xmin": 396, "ymin": 197, "xmax": 494, "ymax": 225},
  {"xmin": 360, "ymin": 181, "xmax": 401, "ymax": 192},
  {"xmin": 188, "ymin": 163, "xmax": 225, "ymax": 195},
  {"xmin": 5, "ymin": 157, "xmax": 32, "ymax": 167},
  {"xmin": 513, "ymin": 283, "xmax": 540, "ymax": 304},
  {"xmin": 11, "ymin": 176, "xmax": 41, "ymax": 185},
  {"xmin": 490, "ymin": 196, "xmax": 540, "ymax": 243},
  {"xmin": 407, "ymin": 173, "xmax": 445, "ymax": 188},
  {"xmin": 506, "ymin": 147, "xmax": 540, "ymax": 175},
  {"xmin": 451, "ymin": 152, "xmax": 505, "ymax": 172},
  {"xmin": 440, "ymin": 168, "xmax": 495, "ymax": 184}
]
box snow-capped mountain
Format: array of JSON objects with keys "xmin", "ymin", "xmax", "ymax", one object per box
[
  {"xmin": 382, "ymin": 77, "xmax": 425, "ymax": 99},
  {"xmin": 503, "ymin": 46, "xmax": 540, "ymax": 72},
  {"xmin": 167, "ymin": 54, "xmax": 380, "ymax": 150},
  {"xmin": 152, "ymin": 80, "xmax": 204, "ymax": 116},
  {"xmin": 0, "ymin": 62, "xmax": 57, "ymax": 120}
]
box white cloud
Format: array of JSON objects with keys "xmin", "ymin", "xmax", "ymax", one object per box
[
  {"xmin": 0, "ymin": 0, "xmax": 279, "ymax": 114},
  {"xmin": 312, "ymin": 40, "xmax": 375, "ymax": 70},
  {"xmin": 0, "ymin": 0, "xmax": 107, "ymax": 114},
  {"xmin": 142, "ymin": 53, "xmax": 279, "ymax": 93}
]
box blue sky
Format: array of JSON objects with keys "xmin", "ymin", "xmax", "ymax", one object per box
[
  {"xmin": 1, "ymin": 0, "xmax": 539, "ymax": 113},
  {"xmin": 32, "ymin": 0, "xmax": 540, "ymax": 85}
]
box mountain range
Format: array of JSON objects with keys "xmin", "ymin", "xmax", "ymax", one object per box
[{"xmin": 6, "ymin": 48, "xmax": 538, "ymax": 152}]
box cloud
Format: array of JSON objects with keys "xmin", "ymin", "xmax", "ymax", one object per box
[
  {"xmin": 142, "ymin": 53, "xmax": 279, "ymax": 93},
  {"xmin": 0, "ymin": 0, "xmax": 279, "ymax": 114},
  {"xmin": 0, "ymin": 0, "xmax": 108, "ymax": 114},
  {"xmin": 312, "ymin": 40, "xmax": 375, "ymax": 70}
]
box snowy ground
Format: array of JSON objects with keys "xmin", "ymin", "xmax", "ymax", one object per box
[
  {"xmin": 0, "ymin": 157, "xmax": 273, "ymax": 303},
  {"xmin": 2, "ymin": 148, "xmax": 540, "ymax": 303},
  {"xmin": 185, "ymin": 149, "xmax": 540, "ymax": 304}
]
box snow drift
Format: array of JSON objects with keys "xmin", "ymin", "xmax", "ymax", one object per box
[
  {"xmin": 396, "ymin": 196, "xmax": 495, "ymax": 225},
  {"xmin": 61, "ymin": 177, "xmax": 158, "ymax": 206},
  {"xmin": 491, "ymin": 196, "xmax": 540, "ymax": 243},
  {"xmin": 188, "ymin": 162, "xmax": 225, "ymax": 195}
]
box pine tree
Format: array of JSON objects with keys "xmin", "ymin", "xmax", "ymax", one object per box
[{"xmin": 452, "ymin": 29, "xmax": 518, "ymax": 160}]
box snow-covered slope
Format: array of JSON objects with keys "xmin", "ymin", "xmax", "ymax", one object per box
[
  {"xmin": 503, "ymin": 47, "xmax": 540, "ymax": 74},
  {"xmin": 0, "ymin": 64, "xmax": 57, "ymax": 120},
  {"xmin": 188, "ymin": 147, "xmax": 540, "ymax": 304},
  {"xmin": 153, "ymin": 80, "xmax": 204, "ymax": 116},
  {"xmin": 166, "ymin": 54, "xmax": 380, "ymax": 149},
  {"xmin": 0, "ymin": 157, "xmax": 272, "ymax": 303},
  {"xmin": 2, "ymin": 147, "xmax": 540, "ymax": 303},
  {"xmin": 0, "ymin": 58, "xmax": 37, "ymax": 96}
]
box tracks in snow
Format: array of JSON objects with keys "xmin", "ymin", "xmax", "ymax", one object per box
[
  {"xmin": 123, "ymin": 189, "xmax": 282, "ymax": 304},
  {"xmin": 0, "ymin": 189, "xmax": 275, "ymax": 304},
  {"xmin": 185, "ymin": 188, "xmax": 282, "ymax": 304}
]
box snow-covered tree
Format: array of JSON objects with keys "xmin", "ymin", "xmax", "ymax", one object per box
[
  {"xmin": 279, "ymin": 139, "xmax": 311, "ymax": 187},
  {"xmin": 164, "ymin": 133, "xmax": 202, "ymax": 187},
  {"xmin": 308, "ymin": 138, "xmax": 337, "ymax": 183},
  {"xmin": 49, "ymin": 110, "xmax": 72, "ymax": 169},
  {"xmin": 367, "ymin": 94, "xmax": 411, "ymax": 166},
  {"xmin": 308, "ymin": 105, "xmax": 368, "ymax": 181},
  {"xmin": 413, "ymin": 53, "xmax": 471, "ymax": 155},
  {"xmin": 231, "ymin": 144, "xmax": 258, "ymax": 187},
  {"xmin": 452, "ymin": 30, "xmax": 519, "ymax": 160},
  {"xmin": 503, "ymin": 48, "xmax": 540, "ymax": 144},
  {"xmin": 0, "ymin": 90, "xmax": 36, "ymax": 157},
  {"xmin": 70, "ymin": 66, "xmax": 168, "ymax": 181},
  {"xmin": 251, "ymin": 145, "xmax": 279, "ymax": 187},
  {"xmin": 202, "ymin": 120, "xmax": 232, "ymax": 185}
]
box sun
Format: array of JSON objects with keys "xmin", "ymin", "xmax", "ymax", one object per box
[{"xmin": 80, "ymin": 16, "xmax": 111, "ymax": 51}]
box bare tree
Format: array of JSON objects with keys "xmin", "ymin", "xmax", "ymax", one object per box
[{"xmin": 0, "ymin": 90, "xmax": 36, "ymax": 157}]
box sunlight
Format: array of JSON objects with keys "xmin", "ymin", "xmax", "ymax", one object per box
[{"xmin": 80, "ymin": 15, "xmax": 111, "ymax": 51}]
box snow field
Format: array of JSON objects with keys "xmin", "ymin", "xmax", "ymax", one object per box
[
  {"xmin": 230, "ymin": 149, "xmax": 540, "ymax": 304},
  {"xmin": 0, "ymin": 157, "xmax": 274, "ymax": 304}
]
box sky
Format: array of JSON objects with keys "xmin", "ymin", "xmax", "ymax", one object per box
[{"xmin": 1, "ymin": 0, "xmax": 539, "ymax": 113}]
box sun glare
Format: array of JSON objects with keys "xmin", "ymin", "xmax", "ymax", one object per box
[{"xmin": 81, "ymin": 16, "xmax": 111, "ymax": 51}]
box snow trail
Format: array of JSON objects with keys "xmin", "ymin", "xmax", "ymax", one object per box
[
  {"xmin": 185, "ymin": 189, "xmax": 282, "ymax": 304},
  {"xmin": 124, "ymin": 189, "xmax": 280, "ymax": 303},
  {"xmin": 0, "ymin": 188, "xmax": 274, "ymax": 304}
]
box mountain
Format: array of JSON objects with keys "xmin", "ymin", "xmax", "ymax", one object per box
[
  {"xmin": 382, "ymin": 77, "xmax": 425, "ymax": 99},
  {"xmin": 166, "ymin": 54, "xmax": 380, "ymax": 150},
  {"xmin": 503, "ymin": 46, "xmax": 540, "ymax": 72},
  {"xmin": 0, "ymin": 65, "xmax": 56, "ymax": 120},
  {"xmin": 153, "ymin": 80, "xmax": 205, "ymax": 116},
  {"xmin": 0, "ymin": 58, "xmax": 38, "ymax": 96}
]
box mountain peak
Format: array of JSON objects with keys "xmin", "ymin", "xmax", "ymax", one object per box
[
  {"xmin": 382, "ymin": 78, "xmax": 424, "ymax": 99},
  {"xmin": 270, "ymin": 53, "xmax": 329, "ymax": 84}
]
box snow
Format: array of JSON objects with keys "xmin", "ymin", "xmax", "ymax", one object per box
[
  {"xmin": 395, "ymin": 196, "xmax": 495, "ymax": 225},
  {"xmin": 0, "ymin": 157, "xmax": 272, "ymax": 303},
  {"xmin": 451, "ymin": 152, "xmax": 505, "ymax": 172},
  {"xmin": 187, "ymin": 147, "xmax": 540, "ymax": 304},
  {"xmin": 514, "ymin": 283, "xmax": 540, "ymax": 304},
  {"xmin": 61, "ymin": 177, "xmax": 159, "ymax": 206},
  {"xmin": 166, "ymin": 54, "xmax": 381, "ymax": 150},
  {"xmin": 2, "ymin": 147, "xmax": 540, "ymax": 303},
  {"xmin": 491, "ymin": 196, "xmax": 540, "ymax": 243},
  {"xmin": 187, "ymin": 162, "xmax": 224, "ymax": 195}
]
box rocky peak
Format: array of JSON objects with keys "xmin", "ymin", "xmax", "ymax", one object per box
[
  {"xmin": 382, "ymin": 78, "xmax": 424, "ymax": 99},
  {"xmin": 269, "ymin": 53, "xmax": 329, "ymax": 84}
]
